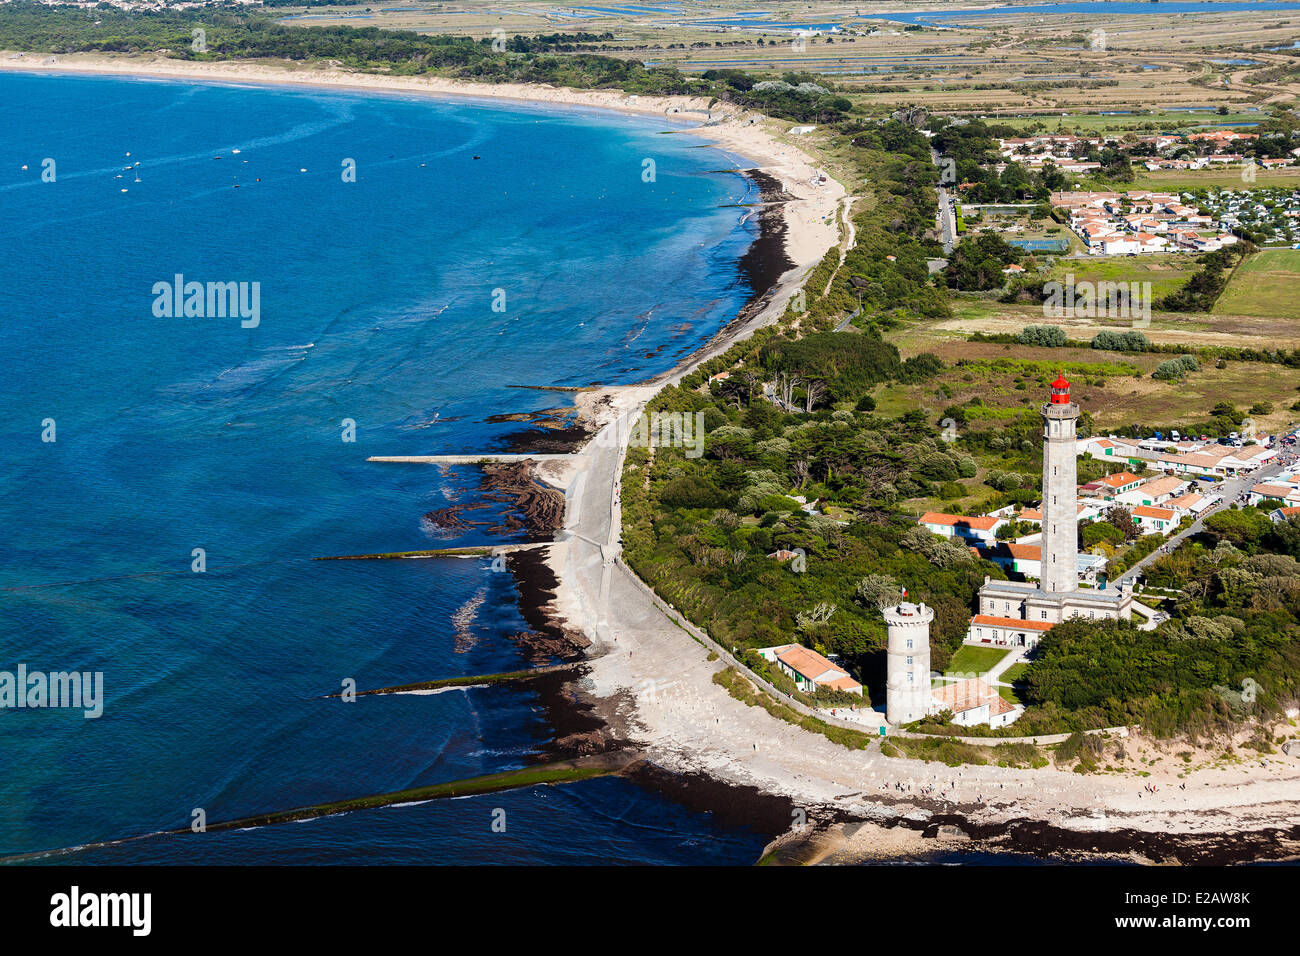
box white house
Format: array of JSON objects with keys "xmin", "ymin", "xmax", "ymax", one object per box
[
  {"xmin": 1079, "ymin": 436, "xmax": 1142, "ymax": 466},
  {"xmin": 1113, "ymin": 475, "xmax": 1190, "ymax": 508},
  {"xmin": 756, "ymin": 644, "xmax": 862, "ymax": 696},
  {"xmin": 1080, "ymin": 471, "xmax": 1145, "ymax": 500},
  {"xmin": 1131, "ymin": 505, "xmax": 1178, "ymax": 534},
  {"xmin": 1165, "ymin": 491, "xmax": 1214, "ymax": 517},
  {"xmin": 1249, "ymin": 482, "xmax": 1300, "ymax": 506},
  {"xmin": 931, "ymin": 678, "xmax": 1022, "ymax": 727},
  {"xmin": 967, "ymin": 613, "xmax": 1055, "ymax": 648},
  {"xmin": 918, "ymin": 512, "xmax": 1007, "ymax": 546}
]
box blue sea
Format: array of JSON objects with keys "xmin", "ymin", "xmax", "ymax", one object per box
[{"xmin": 0, "ymin": 71, "xmax": 773, "ymax": 864}]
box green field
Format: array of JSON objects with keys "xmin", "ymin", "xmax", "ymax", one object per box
[
  {"xmin": 1126, "ymin": 167, "xmax": 1300, "ymax": 192},
  {"xmin": 1046, "ymin": 253, "xmax": 1196, "ymax": 300},
  {"xmin": 944, "ymin": 644, "xmax": 1014, "ymax": 677},
  {"xmin": 992, "ymin": 110, "xmax": 1265, "ymax": 135},
  {"xmin": 1214, "ymin": 249, "xmax": 1300, "ymax": 319}
]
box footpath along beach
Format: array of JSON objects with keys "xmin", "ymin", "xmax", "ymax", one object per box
[{"xmin": 15, "ymin": 53, "xmax": 1300, "ymax": 864}]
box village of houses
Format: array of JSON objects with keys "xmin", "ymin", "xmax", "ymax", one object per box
[
  {"xmin": 981, "ymin": 130, "xmax": 1300, "ymax": 254},
  {"xmin": 997, "ymin": 128, "xmax": 1296, "ymax": 178},
  {"xmin": 1050, "ymin": 188, "xmax": 1242, "ymax": 255},
  {"xmin": 754, "ymin": 426, "xmax": 1300, "ymax": 732},
  {"xmin": 922, "ymin": 429, "xmax": 1295, "ymax": 598}
]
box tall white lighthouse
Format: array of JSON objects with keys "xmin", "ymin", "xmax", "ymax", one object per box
[
  {"xmin": 883, "ymin": 601, "xmax": 934, "ymax": 725},
  {"xmin": 1040, "ymin": 372, "xmax": 1079, "ymax": 594}
]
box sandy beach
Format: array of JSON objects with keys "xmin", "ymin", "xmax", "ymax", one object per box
[{"xmin": 0, "ymin": 50, "xmax": 845, "ymax": 268}]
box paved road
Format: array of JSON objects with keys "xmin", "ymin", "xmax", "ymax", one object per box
[
  {"xmin": 832, "ymin": 307, "xmax": 861, "ymax": 333},
  {"xmin": 931, "ymin": 148, "xmax": 956, "ymax": 255},
  {"xmin": 1114, "ymin": 455, "xmax": 1289, "ymax": 586}
]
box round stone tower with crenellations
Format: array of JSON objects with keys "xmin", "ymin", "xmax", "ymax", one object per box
[{"xmin": 882, "ymin": 601, "xmax": 934, "ymax": 725}]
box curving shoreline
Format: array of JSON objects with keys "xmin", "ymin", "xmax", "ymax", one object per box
[
  {"xmin": 16, "ymin": 53, "xmax": 1297, "ymax": 864},
  {"xmin": 0, "ymin": 49, "xmax": 845, "ymax": 269}
]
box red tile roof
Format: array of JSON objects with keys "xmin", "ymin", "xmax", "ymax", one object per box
[
  {"xmin": 1005, "ymin": 543, "xmax": 1041, "ymax": 560},
  {"xmin": 970, "ymin": 614, "xmax": 1055, "ymax": 632},
  {"xmin": 932, "ymin": 677, "xmax": 1019, "ymax": 717},
  {"xmin": 920, "ymin": 512, "xmax": 1002, "ymax": 531},
  {"xmin": 1132, "ymin": 505, "xmax": 1175, "ymax": 519}
]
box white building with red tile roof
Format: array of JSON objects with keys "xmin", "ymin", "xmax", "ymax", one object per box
[
  {"xmin": 1130, "ymin": 505, "xmax": 1178, "ymax": 534},
  {"xmin": 1249, "ymin": 481, "xmax": 1300, "ymax": 507},
  {"xmin": 1113, "ymin": 474, "xmax": 1190, "ymax": 508},
  {"xmin": 932, "ymin": 677, "xmax": 1022, "ymax": 728},
  {"xmin": 1165, "ymin": 491, "xmax": 1214, "ymax": 517},
  {"xmin": 919, "ymin": 512, "xmax": 1006, "ymax": 545},
  {"xmin": 757, "ymin": 643, "xmax": 863, "ymax": 696}
]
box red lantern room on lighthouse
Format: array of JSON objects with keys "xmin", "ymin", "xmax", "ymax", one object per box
[{"xmin": 1049, "ymin": 372, "xmax": 1071, "ymax": 405}]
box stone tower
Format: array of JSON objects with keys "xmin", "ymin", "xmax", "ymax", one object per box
[
  {"xmin": 883, "ymin": 601, "xmax": 934, "ymax": 725},
  {"xmin": 1041, "ymin": 372, "xmax": 1079, "ymax": 594}
]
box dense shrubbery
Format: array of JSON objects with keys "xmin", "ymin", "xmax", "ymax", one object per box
[
  {"xmin": 1023, "ymin": 549, "xmax": 1300, "ymax": 736},
  {"xmin": 1018, "ymin": 325, "xmax": 1068, "ymax": 348},
  {"xmin": 930, "ymin": 120, "xmax": 1066, "ymax": 202},
  {"xmin": 1152, "ymin": 354, "xmax": 1199, "ymax": 381},
  {"xmin": 624, "ymin": 327, "xmax": 991, "ymax": 685},
  {"xmin": 1091, "ymin": 330, "xmax": 1151, "ymax": 352},
  {"xmin": 758, "ymin": 332, "xmax": 905, "ymax": 403},
  {"xmin": 942, "ymin": 233, "xmax": 1022, "ymax": 291},
  {"xmin": 722, "ymin": 74, "xmax": 855, "ymax": 123}
]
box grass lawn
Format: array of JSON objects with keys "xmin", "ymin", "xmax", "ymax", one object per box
[
  {"xmin": 994, "ymin": 110, "xmax": 1264, "ymax": 135},
  {"xmin": 945, "ymin": 644, "xmax": 1013, "ymax": 677},
  {"xmin": 1213, "ymin": 249, "xmax": 1300, "ymax": 320},
  {"xmin": 1045, "ymin": 253, "xmax": 1196, "ymax": 301},
  {"xmin": 1001, "ymin": 663, "xmax": 1030, "ymax": 685},
  {"xmin": 996, "ymin": 663, "xmax": 1031, "ymax": 704},
  {"xmin": 1126, "ymin": 168, "xmax": 1300, "ymax": 192}
]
